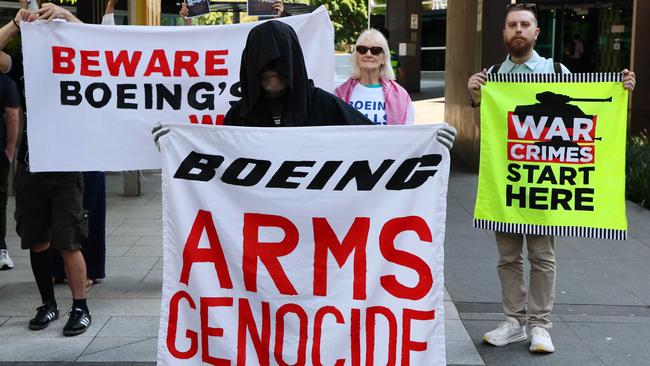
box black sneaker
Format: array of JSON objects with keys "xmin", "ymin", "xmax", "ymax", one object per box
[
  {"xmin": 28, "ymin": 304, "xmax": 59, "ymax": 330},
  {"xmin": 63, "ymin": 307, "xmax": 92, "ymax": 336}
]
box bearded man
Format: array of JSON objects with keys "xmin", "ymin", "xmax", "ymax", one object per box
[{"xmin": 466, "ymin": 3, "xmax": 636, "ymax": 354}]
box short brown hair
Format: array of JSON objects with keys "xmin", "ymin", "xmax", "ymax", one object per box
[{"xmin": 505, "ymin": 3, "xmax": 538, "ymax": 23}]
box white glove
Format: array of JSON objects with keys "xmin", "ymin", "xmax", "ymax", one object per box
[
  {"xmin": 436, "ymin": 123, "xmax": 456, "ymax": 150},
  {"xmin": 152, "ymin": 123, "xmax": 170, "ymax": 151}
]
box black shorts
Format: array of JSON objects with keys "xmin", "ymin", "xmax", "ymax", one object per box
[{"xmin": 14, "ymin": 165, "xmax": 88, "ymax": 251}]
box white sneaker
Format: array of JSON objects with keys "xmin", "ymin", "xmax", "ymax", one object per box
[
  {"xmin": 530, "ymin": 327, "xmax": 555, "ymax": 353},
  {"xmin": 0, "ymin": 249, "xmax": 14, "ymax": 270},
  {"xmin": 483, "ymin": 316, "xmax": 527, "ymax": 346}
]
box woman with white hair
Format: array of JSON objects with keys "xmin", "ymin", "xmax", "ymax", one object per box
[{"xmin": 335, "ymin": 28, "xmax": 414, "ymax": 125}]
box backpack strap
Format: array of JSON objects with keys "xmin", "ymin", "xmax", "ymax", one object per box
[
  {"xmin": 490, "ymin": 63, "xmax": 502, "ymax": 74},
  {"xmin": 553, "ymin": 62, "xmax": 562, "ymax": 73}
]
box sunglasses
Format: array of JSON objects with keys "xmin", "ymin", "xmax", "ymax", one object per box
[{"xmin": 356, "ymin": 45, "xmax": 384, "ymax": 55}]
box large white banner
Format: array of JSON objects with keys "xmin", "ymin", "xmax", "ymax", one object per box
[
  {"xmin": 158, "ymin": 124, "xmax": 450, "ymax": 366},
  {"xmin": 20, "ymin": 7, "xmax": 334, "ymax": 172}
]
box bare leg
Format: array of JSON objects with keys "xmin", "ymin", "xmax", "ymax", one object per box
[{"xmin": 60, "ymin": 249, "xmax": 87, "ymax": 300}]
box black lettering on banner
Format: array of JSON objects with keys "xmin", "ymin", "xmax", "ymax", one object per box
[
  {"xmin": 174, "ymin": 151, "xmax": 224, "ymax": 181},
  {"xmin": 144, "ymin": 84, "xmax": 153, "ymax": 109},
  {"xmin": 506, "ymin": 184, "xmax": 527, "ymax": 208},
  {"xmin": 551, "ymin": 188, "xmax": 572, "ymax": 210},
  {"xmin": 156, "ymin": 84, "xmax": 181, "ymax": 110},
  {"xmin": 221, "ymin": 158, "xmax": 271, "ymax": 186},
  {"xmin": 529, "ymin": 187, "xmax": 548, "ymax": 209},
  {"xmin": 385, "ymin": 154, "xmax": 442, "ymax": 190},
  {"xmin": 116, "ymin": 84, "xmax": 138, "ymax": 109},
  {"xmin": 507, "ymin": 163, "xmax": 521, "ymax": 182},
  {"xmin": 189, "ymin": 82, "xmax": 215, "ymax": 110},
  {"xmin": 559, "ymin": 167, "xmax": 577, "ymax": 185},
  {"xmin": 217, "ymin": 82, "xmax": 227, "ymax": 95},
  {"xmin": 537, "ymin": 166, "xmax": 557, "ymax": 185},
  {"xmin": 85, "ymin": 82, "xmax": 111, "ymax": 108},
  {"xmin": 266, "ymin": 161, "xmax": 316, "ymax": 189},
  {"xmin": 575, "ymin": 188, "xmax": 595, "ymax": 211},
  {"xmin": 334, "ymin": 160, "xmax": 394, "ymax": 191},
  {"xmin": 60, "ymin": 81, "xmax": 82, "ymax": 105},
  {"xmin": 522, "ymin": 164, "xmax": 540, "ymax": 184},
  {"xmin": 229, "ymin": 81, "xmax": 242, "ymax": 107},
  {"xmin": 505, "ymin": 185, "xmax": 595, "ymax": 211},
  {"xmin": 578, "ymin": 167, "xmax": 595, "ymax": 185},
  {"xmin": 172, "ymin": 153, "xmax": 446, "ymax": 191},
  {"xmin": 306, "ymin": 161, "xmax": 343, "ymax": 190}
]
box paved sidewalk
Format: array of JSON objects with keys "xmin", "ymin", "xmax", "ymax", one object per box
[
  {"xmin": 0, "ymin": 156, "xmax": 648, "ymax": 365},
  {"xmin": 0, "ymin": 171, "xmax": 482, "ymax": 365},
  {"xmin": 446, "ymin": 165, "xmax": 650, "ymax": 366}
]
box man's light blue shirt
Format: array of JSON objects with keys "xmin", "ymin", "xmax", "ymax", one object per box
[{"xmin": 488, "ymin": 50, "xmax": 571, "ymax": 74}]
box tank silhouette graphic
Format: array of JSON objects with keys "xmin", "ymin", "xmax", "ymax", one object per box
[{"xmin": 513, "ymin": 92, "xmax": 612, "ymax": 158}]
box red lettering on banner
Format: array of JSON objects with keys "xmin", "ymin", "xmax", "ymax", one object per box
[
  {"xmin": 180, "ymin": 210, "xmax": 233, "ymax": 288},
  {"xmin": 275, "ymin": 304, "xmax": 308, "ymax": 366},
  {"xmin": 200, "ymin": 297, "xmax": 233, "ymax": 366},
  {"xmin": 51, "ymin": 47, "xmax": 229, "ymax": 78},
  {"xmin": 351, "ymin": 308, "xmax": 361, "ymax": 366},
  {"xmin": 165, "ymin": 293, "xmax": 440, "ymax": 364},
  {"xmin": 401, "ymin": 309, "xmax": 435, "ymax": 366},
  {"xmin": 167, "ymin": 290, "xmax": 198, "ymax": 359},
  {"xmin": 237, "ymin": 299, "xmax": 271, "ymax": 366},
  {"xmin": 79, "ymin": 50, "xmax": 101, "ymax": 77},
  {"xmin": 379, "ymin": 216, "xmax": 433, "ymax": 300},
  {"xmin": 313, "ymin": 217, "xmax": 369, "ymax": 300},
  {"xmin": 189, "ymin": 114, "xmax": 225, "ymax": 125},
  {"xmin": 205, "ymin": 50, "xmax": 229, "ymax": 76},
  {"xmin": 312, "ymin": 306, "xmax": 345, "ymax": 366},
  {"xmin": 52, "ymin": 46, "xmax": 75, "ymax": 74},
  {"xmin": 105, "ymin": 50, "xmax": 142, "ymax": 77},
  {"xmin": 144, "ymin": 49, "xmax": 172, "ymax": 76},
  {"xmin": 366, "ymin": 306, "xmax": 397, "ymax": 366},
  {"xmin": 243, "ymin": 213, "xmax": 298, "ymax": 295},
  {"xmin": 174, "ymin": 50, "xmax": 200, "ymax": 77}
]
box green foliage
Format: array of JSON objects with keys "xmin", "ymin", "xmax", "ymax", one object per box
[
  {"xmin": 626, "ymin": 131, "xmax": 650, "ymax": 209},
  {"xmin": 195, "ymin": 12, "xmax": 234, "ymax": 25},
  {"xmin": 311, "ymin": 0, "xmax": 368, "ymax": 46}
]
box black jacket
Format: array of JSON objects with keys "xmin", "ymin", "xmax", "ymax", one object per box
[{"xmin": 224, "ymin": 20, "xmax": 371, "ymax": 127}]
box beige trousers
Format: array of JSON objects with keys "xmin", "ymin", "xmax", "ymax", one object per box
[{"xmin": 495, "ymin": 232, "xmax": 555, "ymax": 329}]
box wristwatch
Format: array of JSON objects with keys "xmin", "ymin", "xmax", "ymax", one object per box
[{"xmin": 469, "ymin": 99, "xmax": 480, "ymax": 108}]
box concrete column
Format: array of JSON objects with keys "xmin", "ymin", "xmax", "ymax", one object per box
[
  {"xmin": 444, "ymin": 0, "xmax": 510, "ymax": 170},
  {"xmin": 386, "ymin": 0, "xmax": 422, "ymax": 93},
  {"xmin": 128, "ymin": 0, "xmax": 160, "ymax": 26},
  {"xmin": 630, "ymin": 0, "xmax": 649, "ymax": 134}
]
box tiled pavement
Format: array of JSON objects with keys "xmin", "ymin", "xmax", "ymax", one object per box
[
  {"xmin": 0, "ymin": 172, "xmax": 483, "ymax": 365},
  {"xmin": 0, "ymin": 159, "xmax": 648, "ymax": 365}
]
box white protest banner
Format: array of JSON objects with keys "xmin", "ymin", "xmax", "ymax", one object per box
[
  {"xmin": 20, "ymin": 7, "xmax": 334, "ymax": 172},
  {"xmin": 157, "ymin": 124, "xmax": 449, "ymax": 366}
]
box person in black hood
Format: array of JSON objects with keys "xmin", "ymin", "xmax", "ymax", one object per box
[{"xmin": 224, "ymin": 20, "xmax": 372, "ymax": 127}]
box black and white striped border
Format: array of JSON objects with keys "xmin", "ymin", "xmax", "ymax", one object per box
[
  {"xmin": 486, "ymin": 73, "xmax": 622, "ymax": 83},
  {"xmin": 473, "ymin": 219, "xmax": 627, "ymax": 240}
]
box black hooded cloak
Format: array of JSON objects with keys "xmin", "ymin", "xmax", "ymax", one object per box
[{"xmin": 224, "ymin": 20, "xmax": 371, "ymax": 127}]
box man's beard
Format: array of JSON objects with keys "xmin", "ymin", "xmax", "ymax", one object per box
[{"xmin": 505, "ymin": 36, "xmax": 535, "ymax": 58}]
